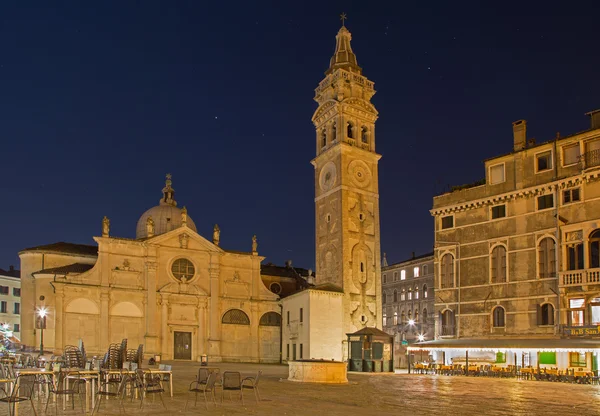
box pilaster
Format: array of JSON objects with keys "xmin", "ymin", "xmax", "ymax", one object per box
[
  {"xmin": 100, "ymin": 290, "xmax": 110, "ymax": 352},
  {"xmin": 145, "ymin": 260, "xmax": 159, "ymax": 353}
]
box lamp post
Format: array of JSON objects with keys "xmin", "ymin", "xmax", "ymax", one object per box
[{"xmin": 37, "ymin": 307, "xmax": 47, "ymax": 357}]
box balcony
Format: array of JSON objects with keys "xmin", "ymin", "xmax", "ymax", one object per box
[
  {"xmin": 559, "ymin": 268, "xmax": 600, "ymax": 287},
  {"xmin": 582, "ymin": 149, "xmax": 600, "ymax": 169}
]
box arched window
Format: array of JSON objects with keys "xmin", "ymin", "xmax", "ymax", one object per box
[
  {"xmin": 492, "ymin": 306, "xmax": 505, "ymax": 328},
  {"xmin": 347, "ymin": 121, "xmax": 354, "ymax": 139},
  {"xmin": 259, "ymin": 312, "xmax": 281, "ymax": 326},
  {"xmin": 422, "ymin": 308, "xmax": 428, "ymax": 322},
  {"xmin": 321, "ymin": 128, "xmax": 327, "ymax": 148},
  {"xmin": 361, "ymin": 126, "xmax": 368, "ymax": 143},
  {"xmin": 590, "ymin": 230, "xmax": 600, "ymax": 268},
  {"xmin": 408, "ymin": 310, "xmax": 412, "ymax": 320},
  {"xmin": 440, "ymin": 310, "xmax": 455, "ymax": 336},
  {"xmin": 423, "ymin": 284, "xmax": 428, "ymax": 298},
  {"xmin": 491, "ymin": 246, "xmax": 507, "ymax": 283},
  {"xmin": 382, "ymin": 313, "xmax": 387, "ymax": 327},
  {"xmin": 441, "ymin": 254, "xmax": 454, "ymax": 288},
  {"xmin": 538, "ymin": 237, "xmax": 557, "ymax": 278},
  {"xmin": 538, "ymin": 303, "xmax": 555, "ymax": 326},
  {"xmin": 393, "ymin": 312, "xmax": 398, "ymax": 325},
  {"xmin": 408, "ymin": 288, "xmax": 412, "ymax": 300},
  {"xmin": 401, "ymin": 289, "xmax": 406, "ymax": 301},
  {"xmin": 382, "ymin": 292, "xmax": 387, "ymax": 305},
  {"xmin": 415, "ymin": 286, "xmax": 419, "ymax": 300},
  {"xmin": 393, "ymin": 289, "xmax": 398, "ymax": 303},
  {"xmin": 222, "ymin": 309, "xmax": 250, "ymax": 325},
  {"xmin": 401, "ymin": 311, "xmax": 406, "ymax": 322},
  {"xmin": 332, "ymin": 122, "xmax": 337, "ymax": 142},
  {"xmin": 383, "ymin": 274, "xmax": 387, "ymax": 284}
]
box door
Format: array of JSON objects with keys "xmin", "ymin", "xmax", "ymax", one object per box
[{"xmin": 174, "ymin": 331, "xmax": 192, "ymax": 360}]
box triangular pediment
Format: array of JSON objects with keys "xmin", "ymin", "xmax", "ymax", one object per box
[{"xmin": 145, "ymin": 226, "xmax": 223, "ymax": 253}]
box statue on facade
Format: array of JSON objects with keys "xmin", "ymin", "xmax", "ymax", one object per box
[
  {"xmin": 252, "ymin": 235, "xmax": 258, "ymax": 253},
  {"xmin": 213, "ymin": 224, "xmax": 220, "ymax": 246},
  {"xmin": 147, "ymin": 216, "xmax": 155, "ymax": 237},
  {"xmin": 181, "ymin": 206, "xmax": 188, "ymax": 226},
  {"xmin": 102, "ymin": 216, "xmax": 110, "ymax": 237}
]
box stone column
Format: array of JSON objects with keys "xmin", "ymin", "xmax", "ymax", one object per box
[
  {"xmin": 251, "ymin": 302, "xmax": 260, "ymax": 362},
  {"xmin": 100, "ymin": 290, "xmax": 110, "ymax": 352},
  {"xmin": 54, "ymin": 286, "xmax": 65, "ymax": 354},
  {"xmin": 160, "ymin": 294, "xmax": 169, "ymax": 359},
  {"xmin": 145, "ymin": 261, "xmax": 159, "ymax": 354}
]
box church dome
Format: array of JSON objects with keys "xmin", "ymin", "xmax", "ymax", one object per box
[{"xmin": 136, "ymin": 175, "xmax": 197, "ymax": 239}]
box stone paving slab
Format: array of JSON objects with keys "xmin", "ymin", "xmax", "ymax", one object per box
[{"xmin": 7, "ymin": 362, "xmax": 600, "ymax": 415}]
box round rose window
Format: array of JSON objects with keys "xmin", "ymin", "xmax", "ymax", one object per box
[{"xmin": 171, "ymin": 258, "xmax": 195, "ymax": 281}]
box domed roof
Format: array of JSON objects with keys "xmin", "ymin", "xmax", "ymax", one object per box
[{"xmin": 135, "ymin": 174, "xmax": 198, "ymax": 239}]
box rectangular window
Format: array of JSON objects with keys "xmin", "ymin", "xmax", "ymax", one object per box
[
  {"xmin": 0, "ymin": 302, "xmax": 6, "ymax": 313},
  {"xmin": 382, "ymin": 315, "xmax": 387, "ymax": 326},
  {"xmin": 569, "ymin": 352, "xmax": 586, "ymax": 367},
  {"xmin": 423, "ymin": 265, "xmax": 428, "ymax": 275},
  {"xmin": 12, "ymin": 288, "xmax": 20, "ymax": 297},
  {"xmin": 393, "ymin": 272, "xmax": 398, "ymax": 281},
  {"xmin": 415, "ymin": 291, "xmax": 419, "ymax": 300},
  {"xmin": 413, "ymin": 267, "xmax": 419, "ymax": 277},
  {"xmin": 563, "ymin": 143, "xmax": 580, "ymax": 166},
  {"xmin": 400, "ymin": 270, "xmax": 406, "ymax": 280},
  {"xmin": 13, "ymin": 303, "xmax": 19, "ymax": 315},
  {"xmin": 287, "ymin": 311, "xmax": 290, "ymax": 325},
  {"xmin": 441, "ymin": 216, "xmax": 454, "ymax": 229},
  {"xmin": 491, "ymin": 205, "xmax": 506, "ymax": 219},
  {"xmin": 299, "ymin": 308, "xmax": 303, "ymax": 323},
  {"xmin": 300, "ymin": 344, "xmax": 303, "ymax": 359},
  {"xmin": 0, "ymin": 286, "xmax": 8, "ymax": 295},
  {"xmin": 489, "ymin": 163, "xmax": 505, "ymax": 184},
  {"xmin": 536, "ymin": 151, "xmax": 552, "ymax": 172},
  {"xmin": 286, "ymin": 344, "xmax": 289, "ymax": 359},
  {"xmin": 408, "ymin": 291, "xmax": 412, "ymax": 300},
  {"xmin": 567, "ymin": 244, "xmax": 584, "ymax": 270},
  {"xmin": 13, "ymin": 324, "xmax": 19, "ymax": 333},
  {"xmin": 382, "ymin": 274, "xmax": 387, "ymax": 284},
  {"xmin": 563, "ymin": 188, "xmax": 581, "ymax": 204},
  {"xmin": 537, "ymin": 194, "xmax": 554, "ymax": 210}
]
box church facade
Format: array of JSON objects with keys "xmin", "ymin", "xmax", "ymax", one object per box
[{"xmin": 19, "ymin": 176, "xmax": 282, "ymax": 362}]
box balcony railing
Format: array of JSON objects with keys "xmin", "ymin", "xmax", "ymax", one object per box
[
  {"xmin": 559, "ymin": 268, "xmax": 600, "ymax": 287},
  {"xmin": 582, "ymin": 149, "xmax": 600, "ymax": 169}
]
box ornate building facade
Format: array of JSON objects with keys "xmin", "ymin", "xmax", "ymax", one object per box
[
  {"xmin": 282, "ymin": 21, "xmax": 383, "ymax": 362},
  {"xmin": 19, "ymin": 176, "xmax": 282, "ymax": 362},
  {"xmin": 419, "ymin": 111, "xmax": 600, "ymax": 371}
]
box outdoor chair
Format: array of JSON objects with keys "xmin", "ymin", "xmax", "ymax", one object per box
[
  {"xmin": 0, "ymin": 374, "xmax": 37, "ymax": 416},
  {"xmin": 220, "ymin": 371, "xmax": 244, "ymax": 405},
  {"xmin": 135, "ymin": 368, "xmax": 167, "ymax": 410},
  {"xmin": 186, "ymin": 371, "xmax": 218, "ymax": 410},
  {"xmin": 45, "ymin": 370, "xmax": 85, "ymax": 415},
  {"xmin": 242, "ymin": 370, "xmax": 262, "ymax": 403},
  {"xmin": 92, "ymin": 370, "xmax": 128, "ymax": 415}
]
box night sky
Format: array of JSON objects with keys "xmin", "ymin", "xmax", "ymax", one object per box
[{"xmin": 2, "ymin": 2, "xmax": 600, "ymax": 270}]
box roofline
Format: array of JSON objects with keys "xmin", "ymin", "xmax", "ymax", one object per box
[
  {"xmin": 18, "ymin": 249, "xmax": 98, "ymax": 258},
  {"xmin": 0, "ymin": 275, "xmax": 20, "ymax": 281},
  {"xmin": 384, "ymin": 252, "xmax": 434, "ymax": 269}
]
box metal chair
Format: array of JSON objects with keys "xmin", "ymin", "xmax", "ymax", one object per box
[
  {"xmin": 242, "ymin": 370, "xmax": 262, "ymax": 403},
  {"xmin": 186, "ymin": 372, "xmax": 218, "ymax": 410},
  {"xmin": 221, "ymin": 371, "xmax": 244, "ymax": 405},
  {"xmin": 45, "ymin": 370, "xmax": 85, "ymax": 415},
  {"xmin": 135, "ymin": 368, "xmax": 167, "ymax": 410},
  {"xmin": 92, "ymin": 370, "xmax": 128, "ymax": 415},
  {"xmin": 0, "ymin": 374, "xmax": 37, "ymax": 416}
]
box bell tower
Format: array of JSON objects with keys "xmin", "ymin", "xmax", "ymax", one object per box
[{"xmin": 311, "ymin": 20, "xmax": 382, "ymax": 334}]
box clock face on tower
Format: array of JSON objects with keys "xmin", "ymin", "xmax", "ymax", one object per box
[{"xmin": 319, "ymin": 162, "xmax": 337, "ymax": 191}]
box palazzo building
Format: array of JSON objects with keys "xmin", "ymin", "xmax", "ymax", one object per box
[
  {"xmin": 414, "ymin": 110, "xmax": 600, "ymax": 371},
  {"xmin": 0, "ymin": 266, "xmax": 21, "ymax": 340},
  {"xmin": 19, "ymin": 176, "xmax": 283, "ymax": 362},
  {"xmin": 382, "ymin": 252, "xmax": 434, "ymax": 367},
  {"xmin": 282, "ymin": 21, "xmax": 383, "ymax": 362}
]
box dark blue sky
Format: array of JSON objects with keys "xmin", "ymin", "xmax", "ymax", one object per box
[{"xmin": 2, "ymin": 1, "xmax": 599, "ymax": 270}]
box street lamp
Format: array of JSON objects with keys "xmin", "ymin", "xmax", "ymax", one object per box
[
  {"xmin": 417, "ymin": 334, "xmax": 425, "ymax": 342},
  {"xmin": 37, "ymin": 307, "xmax": 47, "ymax": 356},
  {"xmin": 408, "ymin": 319, "xmax": 415, "ymax": 326}
]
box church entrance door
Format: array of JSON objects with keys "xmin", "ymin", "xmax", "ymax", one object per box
[{"xmin": 174, "ymin": 331, "xmax": 192, "ymax": 360}]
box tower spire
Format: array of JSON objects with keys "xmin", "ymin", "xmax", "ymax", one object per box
[
  {"xmin": 326, "ymin": 15, "xmax": 361, "ymax": 75},
  {"xmin": 160, "ymin": 173, "xmax": 177, "ymax": 206}
]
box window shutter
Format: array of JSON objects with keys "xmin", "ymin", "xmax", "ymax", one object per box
[
  {"xmin": 536, "ymin": 304, "xmax": 543, "ymax": 325},
  {"xmin": 491, "ymin": 249, "xmax": 497, "ymax": 283},
  {"xmin": 449, "ymin": 256, "xmax": 454, "ymax": 287},
  {"xmin": 538, "ymin": 242, "xmax": 545, "ymax": 278},
  {"xmin": 549, "ymin": 240, "xmax": 556, "ymax": 277},
  {"xmin": 441, "ymin": 258, "xmax": 447, "ymax": 288},
  {"xmin": 501, "ymin": 247, "xmax": 507, "ymax": 282}
]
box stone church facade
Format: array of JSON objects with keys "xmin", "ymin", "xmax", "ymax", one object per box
[{"xmin": 19, "ymin": 176, "xmax": 282, "ymax": 362}]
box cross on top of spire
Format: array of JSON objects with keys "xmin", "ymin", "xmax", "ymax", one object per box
[{"xmin": 340, "ymin": 12, "xmax": 347, "ymax": 27}]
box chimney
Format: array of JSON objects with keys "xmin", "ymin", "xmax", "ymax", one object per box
[
  {"xmin": 285, "ymin": 260, "xmax": 292, "ymax": 268},
  {"xmin": 512, "ymin": 120, "xmax": 527, "ymax": 151},
  {"xmin": 411, "ymin": 251, "xmax": 415, "ymax": 259},
  {"xmin": 586, "ymin": 109, "xmax": 600, "ymax": 130}
]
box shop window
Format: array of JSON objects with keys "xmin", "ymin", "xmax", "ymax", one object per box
[{"xmin": 569, "ymin": 352, "xmax": 586, "ymax": 367}]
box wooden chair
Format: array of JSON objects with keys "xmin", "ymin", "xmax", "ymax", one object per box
[{"xmin": 186, "ymin": 372, "xmax": 218, "ymax": 410}]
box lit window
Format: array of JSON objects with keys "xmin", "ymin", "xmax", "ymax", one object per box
[
  {"xmin": 393, "ymin": 312, "xmax": 398, "ymax": 325},
  {"xmin": 569, "ymin": 352, "xmax": 586, "ymax": 367},
  {"xmin": 413, "ymin": 267, "xmax": 419, "ymax": 277},
  {"xmin": 408, "ymin": 289, "xmax": 412, "ymax": 300},
  {"xmin": 536, "ymin": 151, "xmax": 552, "ymax": 172},
  {"xmin": 570, "ymin": 298, "xmax": 585, "ymax": 308},
  {"xmin": 400, "ymin": 289, "xmax": 406, "ymax": 301},
  {"xmin": 489, "ymin": 164, "xmax": 505, "ymax": 184},
  {"xmin": 415, "ymin": 287, "xmax": 419, "ymax": 300},
  {"xmin": 423, "ymin": 284, "xmax": 428, "ymax": 298},
  {"xmin": 382, "ymin": 314, "xmax": 387, "ymax": 326},
  {"xmin": 563, "ymin": 143, "xmax": 580, "ymax": 166},
  {"xmin": 400, "ymin": 270, "xmax": 406, "ymax": 280}
]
